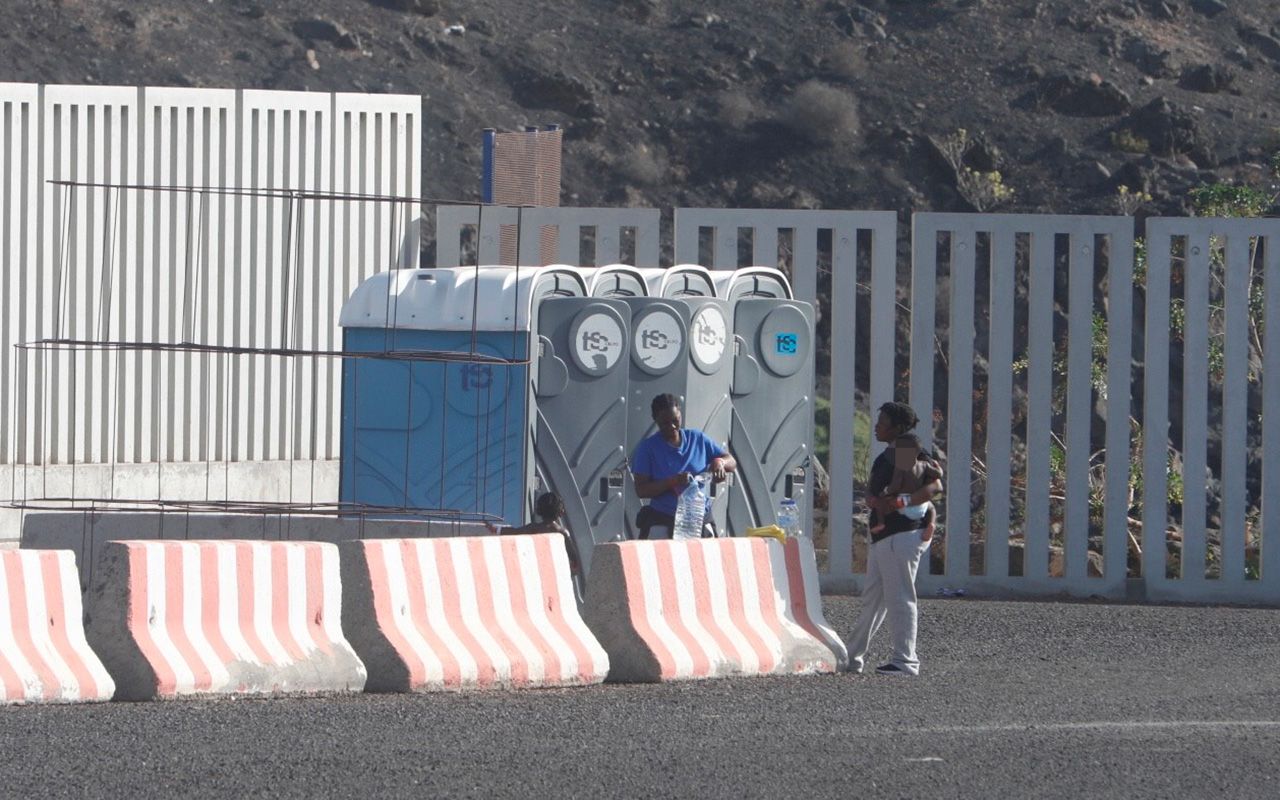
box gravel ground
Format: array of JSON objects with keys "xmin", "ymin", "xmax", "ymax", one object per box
[{"xmin": 2, "ymin": 596, "xmax": 1279, "ymax": 799}]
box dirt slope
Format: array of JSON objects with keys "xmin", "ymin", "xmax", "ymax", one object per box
[{"xmin": 3, "ymin": 0, "xmax": 1279, "ymax": 233}]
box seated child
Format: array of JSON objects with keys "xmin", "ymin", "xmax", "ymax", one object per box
[
  {"xmin": 485, "ymin": 492, "xmax": 584, "ymax": 601},
  {"xmin": 869, "ymin": 433, "xmax": 940, "ymax": 536}
]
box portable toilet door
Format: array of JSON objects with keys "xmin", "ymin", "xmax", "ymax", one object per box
[
  {"xmin": 337, "ymin": 266, "xmax": 586, "ymax": 525},
  {"xmin": 532, "ymin": 296, "xmax": 632, "ymax": 573},
  {"xmin": 725, "ymin": 290, "xmax": 816, "ymax": 539}
]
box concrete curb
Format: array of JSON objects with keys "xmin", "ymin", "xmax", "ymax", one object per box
[
  {"xmin": 0, "ymin": 550, "xmax": 115, "ymax": 703},
  {"xmin": 340, "ymin": 534, "xmax": 608, "ymax": 692},
  {"xmin": 84, "ymin": 540, "xmax": 366, "ymax": 700},
  {"xmin": 583, "ymin": 538, "xmax": 838, "ymax": 682},
  {"xmin": 780, "ymin": 537, "xmax": 849, "ymax": 670}
]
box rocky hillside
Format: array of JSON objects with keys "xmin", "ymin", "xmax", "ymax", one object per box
[{"xmin": 4, "ymin": 0, "xmax": 1279, "ymax": 233}]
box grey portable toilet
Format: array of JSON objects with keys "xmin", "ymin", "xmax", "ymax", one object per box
[
  {"xmin": 530, "ymin": 292, "xmax": 633, "ymax": 570},
  {"xmin": 337, "ymin": 266, "xmax": 586, "ymax": 529},
  {"xmin": 624, "ymin": 266, "xmax": 734, "ymax": 537},
  {"xmin": 717, "ymin": 267, "xmax": 816, "ymax": 538}
]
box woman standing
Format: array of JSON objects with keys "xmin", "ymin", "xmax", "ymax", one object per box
[{"xmin": 847, "ymin": 401, "xmax": 944, "ymax": 676}]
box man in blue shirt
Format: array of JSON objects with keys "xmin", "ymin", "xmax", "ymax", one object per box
[{"xmin": 630, "ymin": 393, "xmax": 736, "ymax": 539}]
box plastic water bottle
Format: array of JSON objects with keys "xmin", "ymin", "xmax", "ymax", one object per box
[
  {"xmin": 673, "ymin": 475, "xmax": 707, "ymax": 540},
  {"xmin": 777, "ymin": 498, "xmax": 802, "ymax": 538}
]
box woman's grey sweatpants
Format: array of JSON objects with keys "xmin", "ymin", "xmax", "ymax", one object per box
[{"xmin": 847, "ymin": 528, "xmax": 932, "ymax": 675}]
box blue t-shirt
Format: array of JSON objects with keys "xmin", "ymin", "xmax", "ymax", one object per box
[{"xmin": 631, "ymin": 428, "xmax": 727, "ymax": 516}]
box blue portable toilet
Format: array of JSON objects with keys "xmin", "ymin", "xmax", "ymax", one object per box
[{"xmin": 337, "ymin": 266, "xmax": 587, "ymax": 525}]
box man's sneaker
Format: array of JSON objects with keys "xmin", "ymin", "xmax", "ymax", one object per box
[
  {"xmin": 875, "ymin": 663, "xmax": 915, "ymax": 676},
  {"xmin": 848, "ymin": 660, "xmax": 864, "ymax": 675}
]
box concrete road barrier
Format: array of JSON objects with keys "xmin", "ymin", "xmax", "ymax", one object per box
[
  {"xmin": 583, "ymin": 538, "xmax": 839, "ymax": 682},
  {"xmin": 0, "ymin": 550, "xmax": 115, "ymax": 704},
  {"xmin": 341, "ymin": 534, "xmax": 609, "ymax": 692},
  {"xmin": 85, "ymin": 540, "xmax": 366, "ymax": 700},
  {"xmin": 780, "ymin": 537, "xmax": 848, "ymax": 670}
]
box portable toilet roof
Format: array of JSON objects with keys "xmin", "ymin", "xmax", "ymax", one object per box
[
  {"xmin": 635, "ymin": 265, "xmax": 718, "ymax": 298},
  {"xmin": 338, "ymin": 266, "xmax": 588, "ymax": 332},
  {"xmin": 571, "ymin": 264, "xmax": 650, "ymax": 297},
  {"xmin": 711, "ymin": 266, "xmax": 793, "ymax": 301}
]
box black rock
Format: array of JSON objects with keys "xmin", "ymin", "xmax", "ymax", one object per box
[
  {"xmin": 501, "ymin": 60, "xmax": 598, "ymax": 117},
  {"xmin": 1189, "ymin": 0, "xmax": 1228, "ymax": 15},
  {"xmin": 1239, "ymin": 27, "xmax": 1280, "ymax": 62},
  {"xmin": 1037, "ymin": 74, "xmax": 1132, "ymax": 116},
  {"xmin": 1124, "ymin": 97, "xmax": 1216, "ymax": 165},
  {"xmin": 292, "ymin": 19, "xmax": 359, "ymax": 49},
  {"xmin": 1110, "ymin": 158, "xmax": 1154, "ymax": 193},
  {"xmin": 1124, "ymin": 36, "xmax": 1181, "ymax": 78},
  {"xmin": 1179, "ymin": 63, "xmax": 1236, "ymax": 93},
  {"xmin": 367, "ymin": 0, "xmax": 441, "ymax": 14}
]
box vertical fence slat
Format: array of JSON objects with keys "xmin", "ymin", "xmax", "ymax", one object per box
[
  {"xmin": 517, "ymin": 210, "xmax": 544, "ymax": 266},
  {"xmin": 868, "ymin": 223, "xmax": 895, "ymax": 417},
  {"xmin": 1182, "ymin": 232, "xmax": 1211, "ymax": 581},
  {"xmin": 791, "ymin": 225, "xmax": 818, "ymax": 306},
  {"xmin": 713, "ymin": 225, "xmax": 736, "ymax": 270},
  {"xmin": 1220, "ymin": 233, "xmax": 1249, "ymax": 584},
  {"xmin": 909, "ymin": 217, "xmax": 936, "ymax": 452},
  {"xmin": 985, "ymin": 230, "xmax": 1015, "ymax": 580},
  {"xmin": 673, "ymin": 217, "xmax": 699, "ymax": 265},
  {"xmin": 827, "ymin": 229, "xmax": 857, "ymax": 580},
  {"xmin": 753, "ymin": 227, "xmax": 778, "ymax": 270},
  {"xmin": 1264, "ymin": 234, "xmax": 1280, "ymax": 587},
  {"xmin": 1, "ymin": 92, "xmax": 11, "ymax": 465},
  {"xmin": 433, "ymin": 205, "xmax": 468, "ymax": 267},
  {"xmin": 596, "ymin": 224, "xmax": 621, "ymax": 266},
  {"xmin": 1142, "ymin": 225, "xmax": 1172, "ymax": 587},
  {"xmin": 1024, "ymin": 230, "xmax": 1054, "ymax": 581},
  {"xmin": 634, "ymin": 214, "xmax": 660, "ymax": 267},
  {"xmin": 1063, "ymin": 232, "xmax": 1093, "ymax": 582},
  {"xmin": 1103, "ymin": 227, "xmax": 1135, "ymax": 586},
  {"xmin": 946, "ymin": 231, "xmax": 975, "ymax": 578}
]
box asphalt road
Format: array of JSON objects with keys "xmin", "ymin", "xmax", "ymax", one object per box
[{"xmin": 2, "ymin": 596, "xmax": 1278, "ymax": 799}]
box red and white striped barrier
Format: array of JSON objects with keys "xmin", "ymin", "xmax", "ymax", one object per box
[
  {"xmin": 780, "ymin": 537, "xmax": 848, "ymax": 670},
  {"xmin": 582, "ymin": 538, "xmax": 839, "ymax": 682},
  {"xmin": 85, "ymin": 540, "xmax": 366, "ymax": 700},
  {"xmin": 340, "ymin": 535, "xmax": 609, "ymax": 692},
  {"xmin": 0, "ymin": 550, "xmax": 115, "ymax": 704}
]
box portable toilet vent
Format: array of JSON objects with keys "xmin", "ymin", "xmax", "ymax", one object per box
[
  {"xmin": 575, "ymin": 264, "xmax": 650, "ymax": 298},
  {"xmin": 337, "ymin": 266, "xmax": 585, "ymax": 528},
  {"xmin": 711, "ymin": 265, "xmax": 793, "ymax": 302}
]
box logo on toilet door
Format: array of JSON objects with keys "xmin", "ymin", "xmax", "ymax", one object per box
[
  {"xmin": 689, "ymin": 305, "xmax": 728, "ymax": 374},
  {"xmin": 569, "ymin": 310, "xmax": 625, "ymax": 376},
  {"xmin": 633, "ymin": 307, "xmax": 683, "ymax": 373}
]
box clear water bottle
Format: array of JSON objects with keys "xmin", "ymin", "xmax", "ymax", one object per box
[
  {"xmin": 673, "ymin": 475, "xmax": 707, "ymax": 540},
  {"xmin": 777, "ymin": 498, "xmax": 802, "ymax": 538}
]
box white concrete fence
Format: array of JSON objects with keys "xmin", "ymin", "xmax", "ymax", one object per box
[{"xmin": 436, "ymin": 206, "xmax": 1280, "ymax": 606}]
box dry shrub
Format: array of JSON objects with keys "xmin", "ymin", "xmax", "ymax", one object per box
[
  {"xmin": 616, "ymin": 143, "xmax": 666, "ymax": 186},
  {"xmin": 781, "ymin": 80, "xmax": 859, "ymax": 145},
  {"xmin": 716, "ymin": 90, "xmax": 756, "ymax": 130},
  {"xmin": 824, "ymin": 42, "xmax": 867, "ymax": 82}
]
